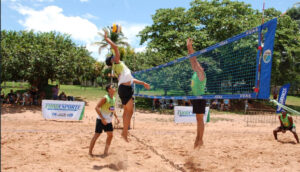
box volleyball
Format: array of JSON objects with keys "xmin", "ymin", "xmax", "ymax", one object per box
[{"xmin": 112, "ymin": 23, "xmax": 122, "ymax": 33}]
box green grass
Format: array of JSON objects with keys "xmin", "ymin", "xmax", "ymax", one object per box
[
  {"xmin": 1, "ymin": 81, "xmax": 30, "ymax": 93},
  {"xmin": 1, "ymin": 81, "xmax": 107, "ymax": 101},
  {"xmin": 59, "ymin": 85, "xmax": 106, "ymax": 100},
  {"xmin": 285, "ymin": 96, "xmax": 300, "ymax": 106}
]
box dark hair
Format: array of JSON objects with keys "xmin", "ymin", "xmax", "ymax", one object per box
[
  {"xmin": 105, "ymin": 84, "xmax": 113, "ymax": 92},
  {"xmin": 105, "ymin": 55, "xmax": 114, "ymax": 66}
]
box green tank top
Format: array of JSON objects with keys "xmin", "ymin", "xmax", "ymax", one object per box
[
  {"xmin": 101, "ymin": 95, "xmax": 116, "ymax": 115},
  {"xmin": 280, "ymin": 113, "xmax": 295, "ymax": 127},
  {"xmin": 112, "ymin": 62, "xmax": 125, "ymax": 77},
  {"xmin": 191, "ymin": 72, "xmax": 206, "ymax": 96}
]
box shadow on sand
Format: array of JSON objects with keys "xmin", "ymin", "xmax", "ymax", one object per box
[
  {"xmin": 278, "ymin": 140, "xmax": 297, "ymax": 145},
  {"xmin": 1, "ymin": 104, "xmax": 41, "ymax": 115}
]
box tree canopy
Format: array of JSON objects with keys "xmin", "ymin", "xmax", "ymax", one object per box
[
  {"xmin": 136, "ymin": 0, "xmax": 300, "ymax": 91},
  {"xmin": 1, "ymin": 30, "xmax": 96, "ymax": 89}
]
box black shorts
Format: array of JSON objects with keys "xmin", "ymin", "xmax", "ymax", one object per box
[
  {"xmin": 95, "ymin": 119, "xmax": 113, "ymax": 133},
  {"xmin": 118, "ymin": 84, "xmax": 134, "ymax": 105},
  {"xmin": 191, "ymin": 99, "xmax": 206, "ymax": 114},
  {"xmin": 275, "ymin": 126, "xmax": 296, "ymax": 133}
]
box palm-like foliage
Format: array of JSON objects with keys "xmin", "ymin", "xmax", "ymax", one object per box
[{"xmin": 93, "ymin": 26, "xmax": 129, "ymax": 55}]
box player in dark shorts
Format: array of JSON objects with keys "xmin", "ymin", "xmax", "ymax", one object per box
[
  {"xmin": 187, "ymin": 38, "xmax": 207, "ymax": 148},
  {"xmin": 104, "ymin": 31, "xmax": 150, "ymax": 142},
  {"xmin": 89, "ymin": 84, "xmax": 120, "ymax": 156},
  {"xmin": 273, "ymin": 110, "xmax": 299, "ymax": 143}
]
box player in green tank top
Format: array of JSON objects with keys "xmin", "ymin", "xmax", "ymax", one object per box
[
  {"xmin": 191, "ymin": 72, "xmax": 206, "ymax": 96},
  {"xmin": 89, "ymin": 84, "xmax": 120, "ymax": 156},
  {"xmin": 273, "ymin": 110, "xmax": 299, "ymax": 143},
  {"xmin": 187, "ymin": 38, "xmax": 207, "ymax": 149}
]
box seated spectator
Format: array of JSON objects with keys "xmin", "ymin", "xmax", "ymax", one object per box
[
  {"xmin": 15, "ymin": 91, "xmax": 23, "ymax": 105},
  {"xmin": 168, "ymin": 99, "xmax": 174, "ymax": 109},
  {"xmin": 6, "ymin": 90, "xmax": 16, "ymax": 104},
  {"xmin": 59, "ymin": 92, "xmax": 67, "ymax": 101},
  {"xmin": 67, "ymin": 96, "xmax": 74, "ymax": 101},
  {"xmin": 154, "ymin": 98, "xmax": 160, "ymax": 109},
  {"xmin": 22, "ymin": 90, "xmax": 32, "ymax": 106},
  {"xmin": 52, "ymin": 85, "xmax": 59, "ymax": 100},
  {"xmin": 1, "ymin": 92, "xmax": 6, "ymax": 104},
  {"xmin": 184, "ymin": 100, "xmax": 190, "ymax": 106}
]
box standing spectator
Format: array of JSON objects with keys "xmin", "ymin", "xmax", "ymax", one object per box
[
  {"xmin": 30, "ymin": 85, "xmax": 38, "ymax": 105},
  {"xmin": 273, "ymin": 88, "xmax": 278, "ymax": 100},
  {"xmin": 38, "ymin": 91, "xmax": 46, "ymax": 105},
  {"xmin": 52, "ymin": 85, "xmax": 59, "ymax": 100}
]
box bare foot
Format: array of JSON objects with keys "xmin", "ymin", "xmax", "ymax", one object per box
[
  {"xmin": 194, "ymin": 140, "xmax": 199, "ymax": 149},
  {"xmin": 121, "ymin": 132, "xmax": 129, "ymax": 142},
  {"xmin": 89, "ymin": 152, "xmax": 94, "ymax": 157},
  {"xmin": 103, "ymin": 152, "xmax": 108, "ymax": 157},
  {"xmin": 198, "ymin": 140, "xmax": 203, "ymax": 146},
  {"xmin": 194, "ymin": 140, "xmax": 203, "ymax": 149}
]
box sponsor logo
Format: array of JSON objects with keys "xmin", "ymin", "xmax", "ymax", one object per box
[
  {"xmin": 109, "ymin": 106, "xmax": 115, "ymax": 112},
  {"xmin": 277, "ymin": 88, "xmax": 287, "ymax": 111},
  {"xmin": 219, "ymin": 41, "xmax": 228, "ymax": 46},
  {"xmin": 200, "ymin": 49, "xmax": 207, "ymax": 53},
  {"xmin": 240, "ymin": 94, "xmax": 252, "ymax": 98},
  {"xmin": 178, "ymin": 110, "xmax": 194, "ymax": 117},
  {"xmin": 246, "ymin": 28, "xmax": 258, "ymax": 35},
  {"xmin": 263, "ymin": 49, "xmax": 272, "ymax": 63},
  {"xmin": 214, "ymin": 95, "xmax": 222, "ymax": 99},
  {"xmin": 46, "ymin": 104, "xmax": 81, "ymax": 111},
  {"xmin": 52, "ymin": 113, "xmax": 67, "ymax": 117}
]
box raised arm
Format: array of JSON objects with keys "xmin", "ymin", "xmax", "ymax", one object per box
[
  {"xmin": 104, "ymin": 31, "xmax": 120, "ymax": 63},
  {"xmin": 187, "ymin": 38, "xmax": 205, "ymax": 81}
]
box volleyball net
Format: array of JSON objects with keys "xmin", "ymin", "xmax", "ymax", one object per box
[{"xmin": 133, "ymin": 18, "xmax": 277, "ymax": 100}]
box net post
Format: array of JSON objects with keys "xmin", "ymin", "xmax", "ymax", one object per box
[{"xmin": 133, "ymin": 83, "xmax": 136, "ymax": 129}]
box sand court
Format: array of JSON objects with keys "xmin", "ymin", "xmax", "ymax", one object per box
[{"xmin": 1, "ymin": 101, "xmax": 300, "ymax": 171}]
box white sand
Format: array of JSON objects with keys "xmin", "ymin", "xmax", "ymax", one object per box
[{"xmin": 1, "ymin": 101, "xmax": 300, "ymax": 171}]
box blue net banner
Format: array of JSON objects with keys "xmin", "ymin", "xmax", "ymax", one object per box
[{"xmin": 133, "ymin": 18, "xmax": 277, "ymax": 100}]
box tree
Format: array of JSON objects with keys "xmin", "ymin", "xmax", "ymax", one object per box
[
  {"xmin": 93, "ymin": 27, "xmax": 129, "ymax": 55},
  {"xmin": 138, "ymin": 0, "xmax": 261, "ymax": 62},
  {"xmin": 1, "ymin": 30, "xmax": 95, "ymax": 89},
  {"xmin": 137, "ymin": 0, "xmax": 300, "ymax": 95},
  {"xmin": 263, "ymin": 8, "xmax": 300, "ymax": 91},
  {"xmin": 287, "ymin": 5, "xmax": 300, "ymax": 29}
]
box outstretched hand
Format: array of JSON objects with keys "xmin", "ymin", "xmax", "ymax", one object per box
[
  {"xmin": 104, "ymin": 31, "xmax": 108, "ymax": 40},
  {"xmin": 144, "ymin": 83, "xmax": 150, "ymax": 90}
]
